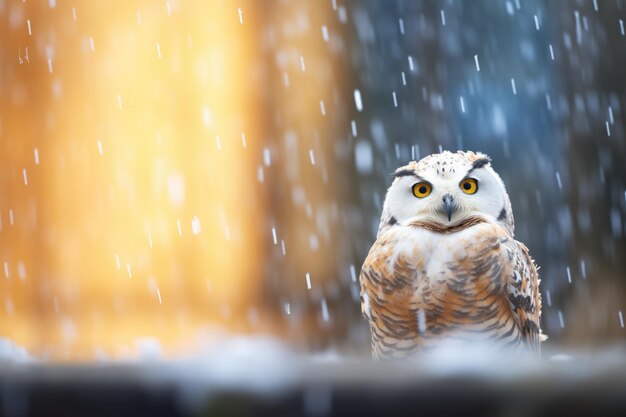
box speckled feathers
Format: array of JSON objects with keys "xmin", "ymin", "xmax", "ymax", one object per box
[{"xmin": 360, "ymin": 151, "xmax": 544, "ymax": 359}]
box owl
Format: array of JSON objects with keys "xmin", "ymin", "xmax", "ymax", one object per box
[{"xmin": 359, "ymin": 151, "xmax": 545, "ymax": 359}]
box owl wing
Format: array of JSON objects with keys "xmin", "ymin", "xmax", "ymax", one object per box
[
  {"xmin": 504, "ymin": 239, "xmax": 545, "ymax": 353},
  {"xmin": 359, "ymin": 230, "xmax": 422, "ymax": 358},
  {"xmin": 359, "ymin": 231, "xmax": 389, "ymax": 323}
]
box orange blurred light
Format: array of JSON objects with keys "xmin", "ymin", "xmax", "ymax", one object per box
[{"xmin": 0, "ymin": 0, "xmax": 270, "ymax": 360}]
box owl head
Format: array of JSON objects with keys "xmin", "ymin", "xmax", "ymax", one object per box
[{"xmin": 379, "ymin": 151, "xmax": 514, "ymax": 236}]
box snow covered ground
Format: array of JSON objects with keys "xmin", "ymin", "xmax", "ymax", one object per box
[{"xmin": 1, "ymin": 334, "xmax": 626, "ymax": 415}]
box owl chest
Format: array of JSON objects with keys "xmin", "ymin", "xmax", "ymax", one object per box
[{"xmin": 383, "ymin": 227, "xmax": 503, "ymax": 300}]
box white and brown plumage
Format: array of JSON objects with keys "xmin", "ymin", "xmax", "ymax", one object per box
[{"xmin": 359, "ymin": 151, "xmax": 545, "ymax": 359}]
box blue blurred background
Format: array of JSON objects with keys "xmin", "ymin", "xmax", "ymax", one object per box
[{"xmin": 311, "ymin": 0, "xmax": 626, "ymax": 352}]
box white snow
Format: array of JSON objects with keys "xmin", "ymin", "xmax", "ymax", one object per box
[
  {"xmin": 191, "ymin": 216, "xmax": 201, "ymax": 235},
  {"xmin": 321, "ymin": 298, "xmax": 329, "ymax": 322},
  {"xmin": 263, "ymin": 148, "xmax": 271, "ymax": 166},
  {"xmin": 417, "ymin": 309, "xmax": 426, "ymax": 334},
  {"xmin": 354, "ymin": 140, "xmax": 373, "ymax": 174},
  {"xmin": 353, "ymin": 89, "xmax": 363, "ymax": 112},
  {"xmin": 555, "ymin": 171, "xmax": 563, "ymax": 189},
  {"xmin": 491, "ymin": 105, "xmax": 507, "ymax": 136},
  {"xmin": 135, "ymin": 337, "xmax": 162, "ymax": 360},
  {"xmin": 0, "ymin": 338, "xmax": 32, "ymax": 362},
  {"xmin": 350, "ymin": 120, "xmax": 357, "ymax": 137},
  {"xmin": 321, "ymin": 25, "xmax": 329, "ymax": 41},
  {"xmin": 167, "ymin": 173, "xmax": 185, "ymax": 207}
]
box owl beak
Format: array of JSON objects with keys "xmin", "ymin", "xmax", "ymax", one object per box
[{"xmin": 442, "ymin": 194, "xmax": 455, "ymax": 221}]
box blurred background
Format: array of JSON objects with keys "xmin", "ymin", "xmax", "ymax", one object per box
[{"xmin": 0, "ymin": 0, "xmax": 625, "ymax": 361}]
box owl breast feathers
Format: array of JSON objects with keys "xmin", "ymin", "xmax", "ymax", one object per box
[{"xmin": 359, "ymin": 151, "xmax": 545, "ymax": 359}]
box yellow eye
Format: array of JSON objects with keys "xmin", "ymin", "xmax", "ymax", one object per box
[
  {"xmin": 460, "ymin": 178, "xmax": 478, "ymax": 194},
  {"xmin": 412, "ymin": 182, "xmax": 432, "ymax": 198}
]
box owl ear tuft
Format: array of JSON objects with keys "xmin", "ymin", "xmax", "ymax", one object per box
[
  {"xmin": 392, "ymin": 169, "xmax": 416, "ymax": 178},
  {"xmin": 471, "ymin": 156, "xmax": 491, "ymax": 170}
]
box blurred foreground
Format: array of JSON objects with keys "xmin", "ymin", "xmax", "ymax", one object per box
[{"xmin": 2, "ymin": 337, "xmax": 626, "ymax": 417}]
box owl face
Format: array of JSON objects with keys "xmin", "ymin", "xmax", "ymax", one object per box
[{"xmin": 383, "ymin": 151, "xmax": 513, "ymax": 234}]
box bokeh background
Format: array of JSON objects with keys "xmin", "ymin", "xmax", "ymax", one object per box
[{"xmin": 0, "ymin": 0, "xmax": 625, "ymax": 361}]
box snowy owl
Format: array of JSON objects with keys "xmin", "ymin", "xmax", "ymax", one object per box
[{"xmin": 359, "ymin": 151, "xmax": 545, "ymax": 359}]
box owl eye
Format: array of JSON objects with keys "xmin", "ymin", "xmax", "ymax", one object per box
[
  {"xmin": 412, "ymin": 182, "xmax": 432, "ymax": 198},
  {"xmin": 459, "ymin": 178, "xmax": 478, "ymax": 194}
]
